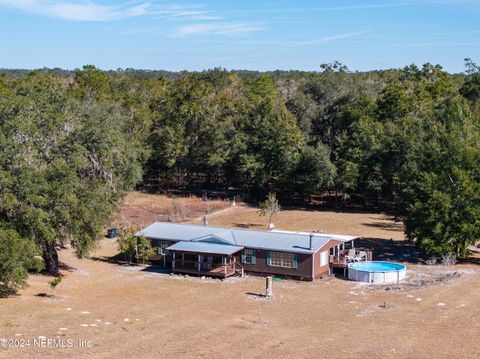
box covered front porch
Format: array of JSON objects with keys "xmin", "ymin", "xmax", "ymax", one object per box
[{"xmin": 167, "ymin": 241, "xmax": 244, "ymax": 279}]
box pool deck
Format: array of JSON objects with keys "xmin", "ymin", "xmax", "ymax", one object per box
[{"xmin": 329, "ymin": 250, "xmax": 373, "ymax": 269}]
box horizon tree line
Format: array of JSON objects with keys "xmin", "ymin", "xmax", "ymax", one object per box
[{"xmin": 0, "ymin": 59, "xmax": 479, "ymax": 295}]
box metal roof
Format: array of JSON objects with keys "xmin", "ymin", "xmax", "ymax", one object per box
[
  {"xmin": 270, "ymin": 230, "xmax": 358, "ymax": 242},
  {"xmin": 137, "ymin": 222, "xmax": 358, "ymax": 254},
  {"xmin": 166, "ymin": 241, "xmax": 244, "ymax": 255}
]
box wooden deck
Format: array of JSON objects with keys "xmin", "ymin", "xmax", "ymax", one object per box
[
  {"xmin": 173, "ymin": 267, "xmax": 237, "ymax": 278},
  {"xmin": 172, "ymin": 260, "xmax": 243, "ymax": 279},
  {"xmin": 329, "ymin": 249, "xmax": 373, "ymax": 269}
]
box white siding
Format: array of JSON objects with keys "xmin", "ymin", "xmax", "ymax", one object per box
[{"xmin": 320, "ymin": 251, "xmax": 328, "ymax": 267}]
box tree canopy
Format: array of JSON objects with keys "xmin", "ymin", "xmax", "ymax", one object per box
[
  {"xmin": 0, "ymin": 60, "xmax": 479, "ymax": 295},
  {"xmin": 0, "ymin": 69, "xmax": 145, "ymax": 283}
]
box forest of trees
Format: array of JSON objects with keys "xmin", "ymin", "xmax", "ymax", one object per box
[{"xmin": 0, "ymin": 60, "xmax": 479, "ymax": 295}]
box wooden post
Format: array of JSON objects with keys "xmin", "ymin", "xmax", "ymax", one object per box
[
  {"xmin": 172, "ymin": 252, "xmax": 176, "ymax": 270},
  {"xmin": 265, "ymin": 276, "xmax": 273, "ymax": 297},
  {"xmin": 182, "ymin": 253, "xmax": 184, "ymax": 267},
  {"xmin": 198, "ymin": 255, "xmax": 201, "ymax": 271}
]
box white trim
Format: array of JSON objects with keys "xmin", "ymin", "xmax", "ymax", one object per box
[
  {"xmin": 320, "ymin": 250, "xmax": 328, "ymax": 267},
  {"xmin": 191, "ymin": 234, "xmax": 234, "ymax": 245},
  {"xmin": 311, "ymin": 253, "xmax": 315, "ymax": 279},
  {"xmin": 271, "ymin": 230, "xmax": 359, "ymax": 242}
]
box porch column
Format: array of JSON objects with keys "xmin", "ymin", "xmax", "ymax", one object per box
[
  {"xmin": 182, "ymin": 253, "xmax": 184, "ymax": 267},
  {"xmin": 224, "ymin": 257, "xmax": 227, "ymax": 277},
  {"xmin": 351, "ymin": 240, "xmax": 355, "ymax": 248},
  {"xmin": 172, "ymin": 252, "xmax": 176, "ymax": 270},
  {"xmin": 197, "ymin": 255, "xmax": 201, "ymax": 271}
]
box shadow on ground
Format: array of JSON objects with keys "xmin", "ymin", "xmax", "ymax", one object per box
[
  {"xmin": 279, "ymin": 204, "xmax": 399, "ymax": 216},
  {"xmin": 35, "ymin": 260, "xmax": 77, "ymax": 277},
  {"xmin": 234, "ymin": 223, "xmax": 264, "ymax": 229},
  {"xmin": 460, "ymin": 252, "xmax": 480, "ymax": 265},
  {"xmin": 245, "ymin": 292, "xmax": 269, "ymax": 298},
  {"xmin": 361, "ymin": 221, "xmax": 404, "ymax": 232},
  {"xmin": 58, "ymin": 261, "xmax": 77, "ymax": 273},
  {"xmin": 140, "ymin": 267, "xmax": 171, "ymax": 274},
  {"xmin": 35, "ymin": 293, "xmax": 53, "ymax": 298},
  {"xmin": 356, "ymin": 237, "xmax": 421, "ymax": 263},
  {"xmin": 89, "ymin": 252, "xmax": 133, "ymax": 266},
  {"xmin": 89, "ymin": 254, "xmax": 173, "ymax": 273}
]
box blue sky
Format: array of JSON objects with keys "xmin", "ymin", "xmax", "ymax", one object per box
[{"xmin": 0, "ymin": 0, "xmax": 479, "ymax": 72}]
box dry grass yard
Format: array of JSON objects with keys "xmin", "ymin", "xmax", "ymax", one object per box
[
  {"xmin": 117, "ymin": 191, "xmax": 230, "ymax": 228},
  {"xmin": 1, "ymin": 194, "xmax": 479, "ymax": 359}
]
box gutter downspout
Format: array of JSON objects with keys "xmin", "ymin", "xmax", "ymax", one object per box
[{"xmin": 310, "ymin": 234, "xmax": 314, "ymax": 281}]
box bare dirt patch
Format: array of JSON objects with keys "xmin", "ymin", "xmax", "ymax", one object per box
[
  {"xmin": 116, "ymin": 191, "xmax": 229, "ymax": 228},
  {"xmin": 357, "ymin": 265, "xmax": 475, "ymax": 293},
  {"xmin": 192, "ymin": 204, "xmax": 405, "ymax": 239},
  {"xmin": 1, "ymin": 196, "xmax": 479, "ymax": 358}
]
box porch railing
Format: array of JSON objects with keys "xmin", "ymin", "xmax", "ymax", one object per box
[
  {"xmin": 172, "ymin": 259, "xmax": 223, "ymax": 271},
  {"xmin": 172, "ymin": 259, "xmax": 244, "ymax": 278},
  {"xmin": 329, "ymin": 249, "xmax": 373, "ymax": 265}
]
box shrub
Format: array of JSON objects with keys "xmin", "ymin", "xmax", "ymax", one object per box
[{"xmin": 0, "ymin": 229, "xmax": 44, "ymax": 297}]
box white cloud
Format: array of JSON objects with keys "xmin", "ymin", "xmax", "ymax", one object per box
[
  {"xmin": 0, "ymin": 1, "xmax": 226, "ymax": 22},
  {"xmin": 239, "ymin": 31, "xmax": 369, "ymax": 46},
  {"xmin": 298, "ymin": 31, "xmax": 370, "ymax": 45},
  {"xmin": 224, "ymin": 1, "xmax": 476, "ymax": 15},
  {"xmin": 151, "ymin": 6, "xmax": 221, "ymax": 21},
  {"xmin": 174, "ymin": 22, "xmax": 265, "ymax": 37},
  {"xmin": 0, "ymin": 0, "xmax": 150, "ymax": 21}
]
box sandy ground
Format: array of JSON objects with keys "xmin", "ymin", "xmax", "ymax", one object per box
[
  {"xmin": 118, "ymin": 191, "xmax": 229, "ymax": 228},
  {"xmin": 193, "ymin": 204, "xmax": 405, "ymax": 240},
  {"xmin": 1, "ymin": 195, "xmax": 479, "ymax": 359}
]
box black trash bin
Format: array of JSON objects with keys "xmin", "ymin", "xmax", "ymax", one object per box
[{"xmin": 107, "ymin": 228, "xmax": 118, "ymax": 239}]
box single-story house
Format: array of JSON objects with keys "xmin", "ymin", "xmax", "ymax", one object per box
[{"xmin": 136, "ymin": 222, "xmax": 369, "ymax": 281}]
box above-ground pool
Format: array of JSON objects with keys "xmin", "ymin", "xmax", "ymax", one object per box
[{"xmin": 348, "ymin": 261, "xmax": 406, "ymax": 284}]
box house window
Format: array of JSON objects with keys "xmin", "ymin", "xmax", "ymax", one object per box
[
  {"xmin": 269, "ymin": 252, "xmax": 297, "ymax": 268},
  {"xmin": 320, "ymin": 251, "xmax": 329, "ymax": 267},
  {"xmin": 157, "ymin": 240, "xmax": 171, "ymax": 255},
  {"xmin": 242, "ymin": 249, "xmax": 256, "ymax": 264}
]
